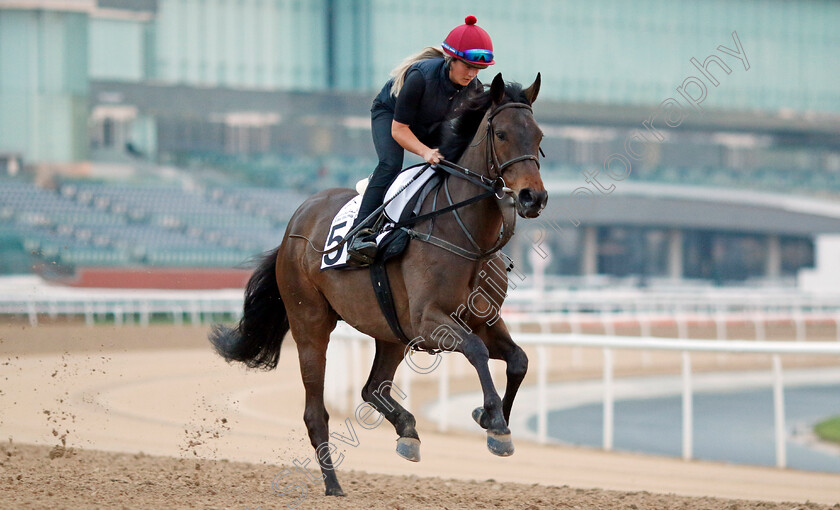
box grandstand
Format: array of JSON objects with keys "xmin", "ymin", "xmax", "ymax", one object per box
[{"xmin": 0, "ymin": 173, "xmax": 304, "ymax": 284}]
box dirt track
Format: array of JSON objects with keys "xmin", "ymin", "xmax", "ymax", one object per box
[
  {"xmin": 1, "ymin": 321, "xmax": 840, "ymax": 509},
  {"xmin": 3, "ymin": 442, "xmax": 837, "ymax": 510}
]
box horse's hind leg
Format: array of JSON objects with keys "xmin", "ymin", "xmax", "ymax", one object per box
[
  {"xmin": 361, "ymin": 340, "xmax": 421, "ymax": 461},
  {"xmin": 290, "ymin": 314, "xmax": 345, "ymax": 496}
]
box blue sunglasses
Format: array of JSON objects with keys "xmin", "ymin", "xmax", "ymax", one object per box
[{"xmin": 442, "ymin": 42, "xmax": 493, "ymax": 63}]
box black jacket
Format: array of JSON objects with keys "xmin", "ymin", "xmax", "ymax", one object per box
[{"xmin": 372, "ymin": 57, "xmax": 478, "ymax": 146}]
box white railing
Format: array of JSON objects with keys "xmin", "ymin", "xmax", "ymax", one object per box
[
  {"xmin": 504, "ymin": 310, "xmax": 840, "ymax": 343},
  {"xmin": 4, "ymin": 276, "xmax": 840, "ymax": 326},
  {"xmin": 516, "ymin": 332, "xmax": 840, "ymax": 468},
  {"xmin": 0, "ymin": 277, "xmax": 243, "ymax": 326},
  {"xmin": 503, "ymin": 284, "xmax": 840, "ymax": 316},
  {"xmin": 327, "ymin": 324, "xmax": 840, "ymax": 469},
  {"xmin": 0, "ymin": 296, "xmax": 243, "ymax": 327},
  {"xmin": 6, "ymin": 295, "xmax": 840, "ymax": 342}
]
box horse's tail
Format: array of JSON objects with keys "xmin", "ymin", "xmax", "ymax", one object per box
[{"xmin": 209, "ymin": 248, "xmax": 289, "ymax": 370}]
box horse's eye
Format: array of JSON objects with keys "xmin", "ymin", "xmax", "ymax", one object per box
[{"xmin": 496, "ymin": 131, "xmax": 506, "ymax": 141}]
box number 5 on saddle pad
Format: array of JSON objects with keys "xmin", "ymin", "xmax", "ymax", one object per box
[{"xmin": 320, "ymin": 166, "xmax": 437, "ymax": 270}]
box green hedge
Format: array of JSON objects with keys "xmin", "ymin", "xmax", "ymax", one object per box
[{"xmin": 814, "ymin": 416, "xmax": 840, "ymax": 445}]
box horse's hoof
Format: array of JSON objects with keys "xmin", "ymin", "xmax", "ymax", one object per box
[
  {"xmin": 396, "ymin": 437, "xmax": 421, "ymax": 462},
  {"xmin": 487, "ymin": 430, "xmax": 514, "ymax": 457},
  {"xmin": 325, "ymin": 486, "xmax": 346, "ymax": 497},
  {"xmin": 472, "ymin": 407, "xmax": 488, "ymax": 430}
]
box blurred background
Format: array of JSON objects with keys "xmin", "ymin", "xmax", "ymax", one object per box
[{"xmin": 0, "ymin": 0, "xmax": 839, "ymax": 290}]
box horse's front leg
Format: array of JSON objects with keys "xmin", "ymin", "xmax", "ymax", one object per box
[
  {"xmin": 453, "ymin": 331, "xmax": 515, "ymax": 456},
  {"xmin": 483, "ymin": 318, "xmax": 528, "ymax": 425},
  {"xmin": 414, "ymin": 282, "xmax": 514, "ymax": 455}
]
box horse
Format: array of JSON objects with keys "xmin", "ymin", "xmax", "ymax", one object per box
[{"xmin": 209, "ymin": 72, "xmax": 547, "ymax": 497}]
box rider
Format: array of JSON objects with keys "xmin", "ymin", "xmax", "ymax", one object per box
[{"xmin": 346, "ymin": 15, "xmax": 495, "ymax": 266}]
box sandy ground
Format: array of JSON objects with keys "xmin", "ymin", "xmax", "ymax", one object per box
[
  {"xmin": 1, "ymin": 320, "xmax": 840, "ymax": 509},
  {"xmin": 3, "ymin": 443, "xmax": 837, "ymax": 510}
]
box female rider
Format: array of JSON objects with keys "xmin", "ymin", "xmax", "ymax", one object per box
[{"xmin": 346, "ymin": 15, "xmax": 495, "ymax": 266}]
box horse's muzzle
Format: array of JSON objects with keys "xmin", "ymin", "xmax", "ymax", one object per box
[{"xmin": 516, "ymin": 188, "xmax": 548, "ymax": 218}]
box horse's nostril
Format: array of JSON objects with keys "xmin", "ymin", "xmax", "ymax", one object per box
[{"xmin": 519, "ymin": 189, "xmax": 535, "ymax": 207}]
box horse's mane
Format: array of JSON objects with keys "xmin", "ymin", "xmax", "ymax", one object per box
[{"xmin": 439, "ymin": 81, "xmax": 530, "ymax": 163}]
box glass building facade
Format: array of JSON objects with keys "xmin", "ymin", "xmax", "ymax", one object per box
[
  {"xmin": 86, "ymin": 0, "xmax": 840, "ymax": 109},
  {"xmin": 0, "ymin": 7, "xmax": 89, "ymax": 162},
  {"xmin": 4, "ymin": 0, "xmax": 839, "ymax": 164}
]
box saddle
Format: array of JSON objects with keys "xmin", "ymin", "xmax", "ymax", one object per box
[
  {"xmin": 320, "ymin": 166, "xmax": 441, "ymax": 270},
  {"xmin": 320, "ymin": 158, "xmax": 513, "ymax": 347},
  {"xmin": 319, "ymin": 166, "xmax": 443, "ymax": 345}
]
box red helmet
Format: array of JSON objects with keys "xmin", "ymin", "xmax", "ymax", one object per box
[{"xmin": 442, "ymin": 15, "xmax": 495, "ymax": 65}]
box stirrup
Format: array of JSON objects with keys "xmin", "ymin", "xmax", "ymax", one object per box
[{"xmin": 346, "ymin": 228, "xmax": 377, "ymax": 266}]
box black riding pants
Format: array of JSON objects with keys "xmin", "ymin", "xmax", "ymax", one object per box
[{"xmin": 353, "ymin": 107, "xmax": 405, "ymax": 230}]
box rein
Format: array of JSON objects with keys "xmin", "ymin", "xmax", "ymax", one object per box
[
  {"xmin": 396, "ymin": 161, "xmax": 513, "ymax": 261},
  {"xmin": 402, "ymin": 101, "xmax": 542, "ymax": 261},
  {"xmin": 391, "ymin": 161, "xmax": 502, "ymax": 229},
  {"xmin": 289, "ymin": 101, "xmax": 541, "ymax": 262}
]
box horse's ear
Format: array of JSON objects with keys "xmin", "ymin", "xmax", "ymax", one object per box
[
  {"xmin": 524, "ymin": 73, "xmax": 541, "ymax": 105},
  {"xmin": 490, "ymin": 73, "xmax": 505, "ymax": 104}
]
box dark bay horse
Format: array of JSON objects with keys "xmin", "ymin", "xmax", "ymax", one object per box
[{"xmin": 210, "ymin": 73, "xmax": 547, "ymax": 496}]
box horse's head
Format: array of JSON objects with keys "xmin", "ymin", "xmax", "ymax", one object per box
[{"xmin": 486, "ymin": 73, "xmax": 547, "ymax": 218}]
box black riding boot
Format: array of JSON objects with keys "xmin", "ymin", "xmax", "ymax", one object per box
[
  {"xmin": 347, "ymin": 227, "xmax": 377, "ymax": 266},
  {"xmin": 348, "ymin": 109, "xmax": 403, "ymax": 267},
  {"xmin": 346, "ymin": 186, "xmax": 385, "ymax": 266}
]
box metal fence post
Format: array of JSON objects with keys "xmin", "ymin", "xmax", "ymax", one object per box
[
  {"xmin": 772, "ymin": 354, "xmax": 787, "ymax": 468},
  {"xmin": 682, "ymin": 351, "xmax": 693, "ymax": 460},
  {"xmin": 602, "ymin": 348, "xmax": 614, "ymax": 451},
  {"xmin": 537, "ymin": 344, "xmax": 549, "ymax": 444},
  {"xmin": 437, "ymin": 354, "xmax": 449, "ymax": 432}
]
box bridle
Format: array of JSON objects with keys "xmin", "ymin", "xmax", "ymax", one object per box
[
  {"xmin": 401, "ymin": 101, "xmax": 543, "ymax": 260},
  {"xmin": 485, "ymin": 102, "xmax": 542, "ymax": 180},
  {"xmin": 457, "ymin": 101, "xmax": 543, "ymax": 199}
]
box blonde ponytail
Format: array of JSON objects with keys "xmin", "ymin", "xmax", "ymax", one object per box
[{"xmin": 389, "ymin": 46, "xmax": 452, "ymax": 97}]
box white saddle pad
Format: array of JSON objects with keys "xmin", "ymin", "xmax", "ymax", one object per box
[
  {"xmin": 383, "ymin": 166, "xmax": 437, "ymax": 222},
  {"xmin": 321, "ymin": 166, "xmax": 436, "ymax": 269}
]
